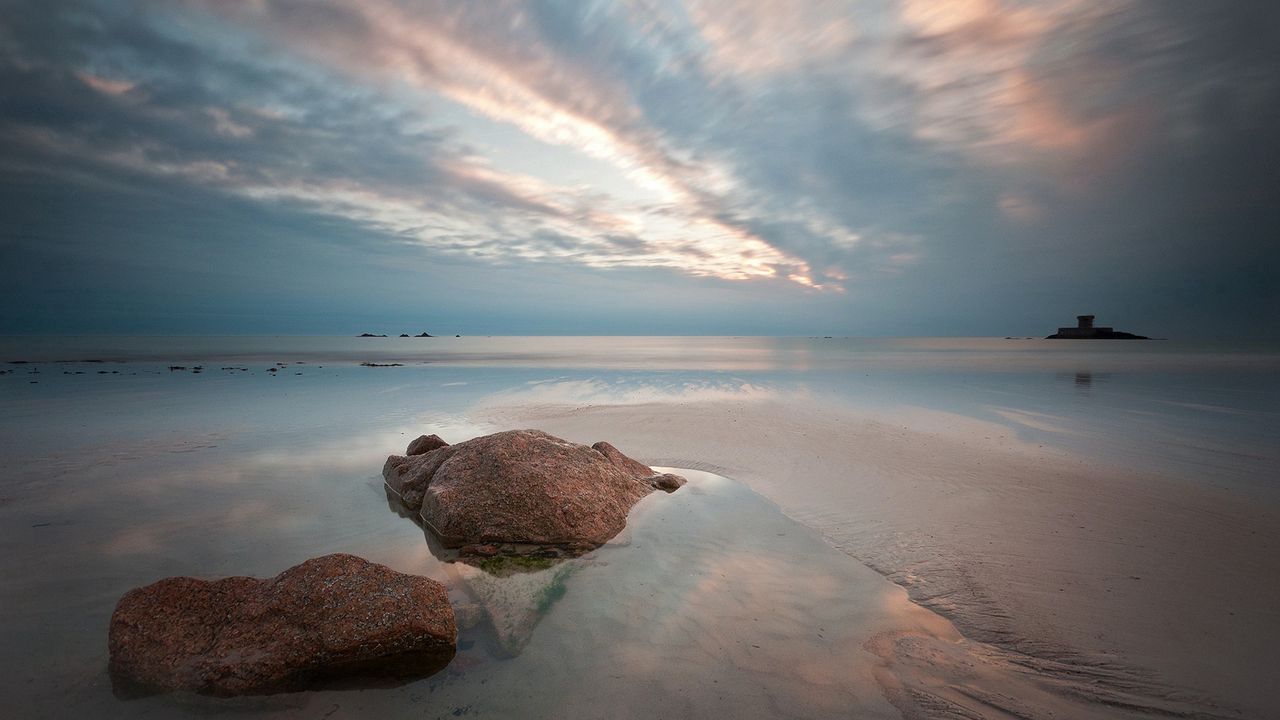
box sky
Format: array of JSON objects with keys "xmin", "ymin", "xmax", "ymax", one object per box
[{"xmin": 1, "ymin": 0, "xmax": 1277, "ymax": 337}]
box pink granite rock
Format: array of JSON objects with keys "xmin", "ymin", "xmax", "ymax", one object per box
[
  {"xmin": 383, "ymin": 430, "xmax": 685, "ymax": 550},
  {"xmin": 406, "ymin": 433, "xmax": 449, "ymax": 456},
  {"xmin": 108, "ymin": 554, "xmax": 455, "ymax": 697}
]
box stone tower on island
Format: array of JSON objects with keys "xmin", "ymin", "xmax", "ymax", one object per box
[{"xmin": 1046, "ymin": 315, "xmax": 1147, "ymax": 339}]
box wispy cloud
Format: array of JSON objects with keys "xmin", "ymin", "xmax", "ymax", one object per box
[
  {"xmin": 1, "ymin": 0, "xmax": 1276, "ymax": 335},
  {"xmin": 178, "ymin": 0, "xmax": 821, "ymax": 283}
]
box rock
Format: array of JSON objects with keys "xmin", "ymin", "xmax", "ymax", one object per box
[
  {"xmin": 399, "ymin": 333, "xmax": 410, "ymax": 337},
  {"xmin": 1046, "ymin": 314, "xmax": 1148, "ymax": 339},
  {"xmin": 406, "ymin": 434, "xmax": 449, "ymax": 456},
  {"xmin": 108, "ymin": 554, "xmax": 456, "ymax": 697},
  {"xmin": 649, "ymin": 473, "xmax": 687, "ymax": 492},
  {"xmin": 591, "ymin": 440, "xmax": 652, "ymax": 477},
  {"xmin": 416, "ymin": 332, "xmax": 433, "ymax": 337},
  {"xmin": 357, "ymin": 333, "xmax": 387, "ymax": 337},
  {"xmin": 383, "ymin": 430, "xmax": 685, "ymax": 552},
  {"xmin": 464, "ymin": 543, "xmax": 500, "ymax": 557},
  {"xmin": 1046, "ymin": 329, "xmax": 1148, "ymax": 339},
  {"xmin": 384, "ymin": 445, "xmax": 461, "ymax": 510}
]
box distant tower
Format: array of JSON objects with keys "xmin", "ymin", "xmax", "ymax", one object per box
[{"xmin": 1048, "ymin": 313, "xmax": 1144, "ymax": 339}]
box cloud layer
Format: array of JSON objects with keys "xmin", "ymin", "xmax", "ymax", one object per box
[{"xmin": 2, "ymin": 1, "xmax": 1277, "ymax": 335}]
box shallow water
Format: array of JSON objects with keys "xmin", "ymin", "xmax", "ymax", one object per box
[
  {"xmin": 4, "ymin": 335, "xmax": 1275, "ymax": 485},
  {"xmin": 1, "ymin": 337, "xmax": 1278, "ymax": 718},
  {"xmin": 1, "ymin": 449, "xmax": 927, "ymax": 718}
]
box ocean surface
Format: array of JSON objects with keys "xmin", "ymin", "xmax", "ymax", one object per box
[
  {"xmin": 5, "ymin": 335, "xmax": 1277, "ymax": 485},
  {"xmin": 1, "ymin": 336, "xmax": 1277, "ymax": 718}
]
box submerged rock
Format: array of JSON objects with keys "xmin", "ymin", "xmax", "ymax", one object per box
[
  {"xmin": 108, "ymin": 554, "xmax": 456, "ymax": 697},
  {"xmin": 383, "ymin": 430, "xmax": 685, "ymax": 554},
  {"xmin": 650, "ymin": 472, "xmax": 687, "ymax": 491}
]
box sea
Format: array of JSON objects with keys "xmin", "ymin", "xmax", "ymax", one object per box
[{"xmin": 1, "ymin": 336, "xmax": 1277, "ymax": 718}]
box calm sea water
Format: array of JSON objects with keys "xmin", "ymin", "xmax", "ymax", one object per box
[
  {"xmin": 1, "ymin": 336, "xmax": 1277, "ymax": 718},
  {"xmin": 3, "ymin": 335, "xmax": 1277, "ymax": 484}
]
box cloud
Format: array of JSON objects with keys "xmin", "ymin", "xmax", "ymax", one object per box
[
  {"xmin": 0, "ymin": 1, "xmax": 812, "ymax": 284},
  {"xmin": 1, "ymin": 0, "xmax": 1277, "ymax": 335},
  {"xmin": 176, "ymin": 0, "xmax": 819, "ymax": 283}
]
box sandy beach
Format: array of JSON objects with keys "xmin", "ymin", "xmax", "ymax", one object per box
[{"xmin": 484, "ymin": 394, "xmax": 1280, "ymax": 718}]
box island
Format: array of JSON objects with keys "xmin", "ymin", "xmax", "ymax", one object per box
[
  {"xmin": 358, "ymin": 332, "xmax": 388, "ymax": 337},
  {"xmin": 1046, "ymin": 315, "xmax": 1147, "ymax": 339}
]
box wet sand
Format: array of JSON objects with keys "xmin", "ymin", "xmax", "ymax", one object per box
[{"xmin": 484, "ymin": 396, "xmax": 1280, "ymax": 718}]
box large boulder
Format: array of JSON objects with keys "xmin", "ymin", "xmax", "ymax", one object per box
[
  {"xmin": 108, "ymin": 554, "xmax": 456, "ymax": 697},
  {"xmin": 383, "ymin": 430, "xmax": 685, "ymax": 551}
]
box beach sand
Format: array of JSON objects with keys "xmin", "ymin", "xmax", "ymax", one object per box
[{"xmin": 483, "ymin": 395, "xmax": 1280, "ymax": 718}]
